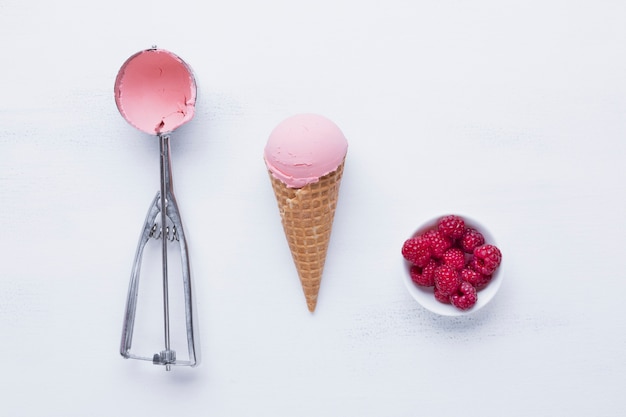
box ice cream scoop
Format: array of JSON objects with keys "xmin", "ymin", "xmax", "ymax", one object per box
[
  {"xmin": 114, "ymin": 48, "xmax": 196, "ymax": 135},
  {"xmin": 264, "ymin": 114, "xmax": 348, "ymax": 188},
  {"xmin": 115, "ymin": 48, "xmax": 198, "ymax": 370},
  {"xmin": 265, "ymin": 114, "xmax": 348, "ymax": 312}
]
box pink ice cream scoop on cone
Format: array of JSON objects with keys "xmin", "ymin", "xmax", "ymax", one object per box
[{"xmin": 264, "ymin": 114, "xmax": 348, "ymax": 312}]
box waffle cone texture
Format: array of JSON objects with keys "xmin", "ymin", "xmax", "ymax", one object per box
[{"xmin": 268, "ymin": 160, "xmax": 345, "ymax": 312}]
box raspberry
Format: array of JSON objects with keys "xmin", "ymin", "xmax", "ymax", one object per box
[
  {"xmin": 422, "ymin": 259, "xmax": 438, "ymax": 285},
  {"xmin": 423, "ymin": 229, "xmax": 452, "ymax": 258},
  {"xmin": 434, "ymin": 288, "xmax": 451, "ymax": 304},
  {"xmin": 451, "ymin": 282, "xmax": 478, "ymax": 310},
  {"xmin": 474, "ymin": 274, "xmax": 492, "ymax": 291},
  {"xmin": 409, "ymin": 259, "xmax": 438, "ymax": 287},
  {"xmin": 437, "ymin": 215, "xmax": 465, "ymax": 239},
  {"xmin": 471, "ymin": 244, "xmax": 502, "ymax": 275},
  {"xmin": 442, "ymin": 248, "xmax": 466, "ymax": 270},
  {"xmin": 402, "ymin": 236, "xmax": 431, "ymax": 267},
  {"xmin": 460, "ymin": 227, "xmax": 485, "ymax": 253},
  {"xmin": 461, "ymin": 268, "xmax": 492, "ymax": 290},
  {"xmin": 434, "ymin": 265, "xmax": 460, "ymax": 296},
  {"xmin": 460, "ymin": 268, "xmax": 481, "ymax": 285}
]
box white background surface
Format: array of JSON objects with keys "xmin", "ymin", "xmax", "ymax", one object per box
[{"xmin": 1, "ymin": 0, "xmax": 625, "ymax": 416}]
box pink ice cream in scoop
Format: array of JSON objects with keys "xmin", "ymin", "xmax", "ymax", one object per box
[
  {"xmin": 114, "ymin": 49, "xmax": 196, "ymax": 135},
  {"xmin": 264, "ymin": 114, "xmax": 348, "ymax": 188}
]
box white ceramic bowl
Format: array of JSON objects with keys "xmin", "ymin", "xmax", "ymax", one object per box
[{"xmin": 402, "ymin": 215, "xmax": 503, "ymax": 316}]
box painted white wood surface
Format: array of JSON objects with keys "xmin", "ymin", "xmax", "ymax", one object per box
[{"xmin": 1, "ymin": 1, "xmax": 625, "ymax": 416}]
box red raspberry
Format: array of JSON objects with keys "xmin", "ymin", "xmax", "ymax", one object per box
[
  {"xmin": 474, "ymin": 274, "xmax": 492, "ymax": 291},
  {"xmin": 442, "ymin": 248, "xmax": 466, "ymax": 270},
  {"xmin": 471, "ymin": 244, "xmax": 502, "ymax": 275},
  {"xmin": 437, "ymin": 215, "xmax": 465, "ymax": 239},
  {"xmin": 460, "ymin": 227, "xmax": 485, "ymax": 253},
  {"xmin": 434, "ymin": 288, "xmax": 451, "ymax": 304},
  {"xmin": 402, "ymin": 236, "xmax": 431, "ymax": 267},
  {"xmin": 409, "ymin": 259, "xmax": 438, "ymax": 287},
  {"xmin": 460, "ymin": 268, "xmax": 483, "ymax": 285},
  {"xmin": 434, "ymin": 265, "xmax": 460, "ymax": 296},
  {"xmin": 423, "ymin": 229, "xmax": 452, "ymax": 258},
  {"xmin": 451, "ymin": 282, "xmax": 478, "ymax": 310},
  {"xmin": 461, "ymin": 268, "xmax": 492, "ymax": 290},
  {"xmin": 422, "ymin": 259, "xmax": 438, "ymax": 285}
]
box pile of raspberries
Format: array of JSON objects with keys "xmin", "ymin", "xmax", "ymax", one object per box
[{"xmin": 402, "ymin": 215, "xmax": 502, "ymax": 311}]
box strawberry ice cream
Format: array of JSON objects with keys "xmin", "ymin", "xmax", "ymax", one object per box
[
  {"xmin": 264, "ymin": 114, "xmax": 348, "ymax": 188},
  {"xmin": 264, "ymin": 113, "xmax": 348, "ymax": 312},
  {"xmin": 114, "ymin": 48, "xmax": 196, "ymax": 135}
]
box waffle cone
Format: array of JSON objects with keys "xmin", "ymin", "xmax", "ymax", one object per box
[{"xmin": 268, "ymin": 160, "xmax": 345, "ymax": 312}]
